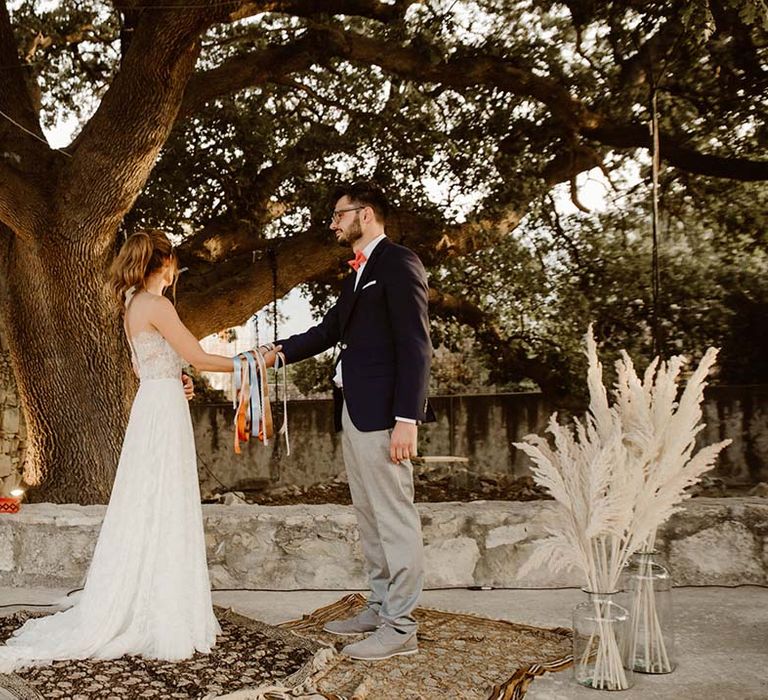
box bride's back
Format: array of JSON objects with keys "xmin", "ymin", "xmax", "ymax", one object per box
[
  {"xmin": 124, "ymin": 290, "xmax": 166, "ymax": 338},
  {"xmin": 124, "ymin": 292, "xmax": 183, "ymax": 381}
]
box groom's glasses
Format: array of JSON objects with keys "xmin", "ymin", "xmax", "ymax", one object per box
[{"xmin": 331, "ymin": 206, "xmax": 365, "ymax": 223}]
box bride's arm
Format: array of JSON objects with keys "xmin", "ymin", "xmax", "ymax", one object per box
[{"xmin": 149, "ymin": 296, "xmax": 235, "ymax": 372}]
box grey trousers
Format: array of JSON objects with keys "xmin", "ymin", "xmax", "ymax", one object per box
[{"xmin": 341, "ymin": 402, "xmax": 424, "ymax": 634}]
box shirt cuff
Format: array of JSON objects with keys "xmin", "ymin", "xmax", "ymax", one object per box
[{"xmin": 395, "ymin": 416, "xmax": 417, "ymax": 424}]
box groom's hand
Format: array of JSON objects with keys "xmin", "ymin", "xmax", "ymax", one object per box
[
  {"xmin": 257, "ymin": 344, "xmax": 283, "ymax": 368},
  {"xmin": 390, "ymin": 421, "xmax": 418, "ymax": 464}
]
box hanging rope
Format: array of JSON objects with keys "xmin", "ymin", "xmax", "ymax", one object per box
[
  {"xmin": 269, "ymin": 248, "xmax": 279, "ymax": 345},
  {"xmin": 650, "ymin": 88, "xmax": 663, "ymax": 358},
  {"xmin": 252, "ymin": 250, "xmax": 260, "ymax": 349},
  {"xmin": 267, "ymin": 247, "xmax": 282, "ymax": 477},
  {"xmin": 267, "ymin": 247, "xmax": 280, "ymax": 408}
]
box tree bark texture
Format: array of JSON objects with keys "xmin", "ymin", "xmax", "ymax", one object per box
[{"xmin": 0, "ymin": 230, "xmax": 135, "ymax": 503}]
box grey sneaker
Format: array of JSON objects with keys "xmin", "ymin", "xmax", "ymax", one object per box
[
  {"xmin": 342, "ymin": 625, "xmax": 418, "ymax": 660},
  {"xmin": 323, "ymin": 607, "xmax": 381, "ymax": 636}
]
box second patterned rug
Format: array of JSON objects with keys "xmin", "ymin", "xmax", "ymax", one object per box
[{"xmin": 220, "ymin": 593, "xmax": 573, "ymax": 700}]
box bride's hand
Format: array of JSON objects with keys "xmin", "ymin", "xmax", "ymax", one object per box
[{"xmin": 182, "ymin": 373, "xmax": 195, "ymax": 401}]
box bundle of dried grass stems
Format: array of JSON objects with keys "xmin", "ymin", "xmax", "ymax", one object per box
[{"xmin": 515, "ymin": 326, "xmax": 731, "ymax": 689}]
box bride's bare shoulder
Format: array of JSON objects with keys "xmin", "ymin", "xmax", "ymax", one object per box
[
  {"xmin": 146, "ymin": 294, "xmax": 175, "ymax": 313},
  {"xmin": 126, "ymin": 292, "xmax": 172, "ymax": 327},
  {"xmin": 131, "ymin": 292, "xmax": 172, "ymax": 310}
]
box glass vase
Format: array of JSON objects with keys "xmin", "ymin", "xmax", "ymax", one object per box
[
  {"xmin": 573, "ymin": 590, "xmax": 634, "ymax": 690},
  {"xmin": 623, "ymin": 550, "xmax": 676, "ymax": 674}
]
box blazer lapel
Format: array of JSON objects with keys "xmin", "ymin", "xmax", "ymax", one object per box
[{"xmin": 339, "ymin": 237, "xmax": 390, "ymax": 334}]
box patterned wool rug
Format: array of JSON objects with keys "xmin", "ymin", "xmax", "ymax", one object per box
[
  {"xmin": 0, "ymin": 607, "xmax": 324, "ymax": 699},
  {"xmin": 221, "ymin": 593, "xmax": 573, "ymax": 700}
]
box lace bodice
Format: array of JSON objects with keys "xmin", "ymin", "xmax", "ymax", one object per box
[{"xmin": 130, "ymin": 330, "xmax": 183, "ymax": 381}]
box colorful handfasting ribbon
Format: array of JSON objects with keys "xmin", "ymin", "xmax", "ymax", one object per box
[
  {"xmin": 232, "ymin": 350, "xmax": 289, "ymax": 455},
  {"xmin": 232, "ymin": 350, "xmax": 268, "ymax": 453}
]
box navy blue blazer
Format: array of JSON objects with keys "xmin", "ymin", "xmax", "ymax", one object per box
[{"xmin": 278, "ymin": 237, "xmax": 435, "ymax": 432}]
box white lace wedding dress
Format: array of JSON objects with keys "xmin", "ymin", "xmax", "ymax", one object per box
[{"xmin": 0, "ymin": 326, "xmax": 220, "ymax": 673}]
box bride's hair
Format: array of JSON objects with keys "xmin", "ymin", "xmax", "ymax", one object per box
[{"xmin": 110, "ymin": 229, "xmax": 179, "ymax": 303}]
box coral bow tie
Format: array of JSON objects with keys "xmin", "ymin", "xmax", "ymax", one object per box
[{"xmin": 347, "ymin": 250, "xmax": 367, "ymax": 271}]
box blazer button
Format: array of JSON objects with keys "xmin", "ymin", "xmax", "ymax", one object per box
[{"xmin": 341, "ymin": 343, "xmax": 348, "ymax": 350}]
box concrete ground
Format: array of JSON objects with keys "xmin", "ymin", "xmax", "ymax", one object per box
[{"xmin": 1, "ymin": 585, "xmax": 766, "ymax": 699}]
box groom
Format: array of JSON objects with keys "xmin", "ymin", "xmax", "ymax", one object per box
[{"xmin": 263, "ymin": 181, "xmax": 434, "ymax": 660}]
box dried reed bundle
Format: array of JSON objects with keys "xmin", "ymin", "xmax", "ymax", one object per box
[{"xmin": 515, "ymin": 326, "xmax": 731, "ymax": 688}]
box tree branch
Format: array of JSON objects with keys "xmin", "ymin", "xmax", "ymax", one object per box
[
  {"xmin": 224, "ymin": 0, "xmax": 419, "ymax": 24},
  {"xmin": 428, "ymin": 287, "xmax": 572, "ymax": 398},
  {"xmin": 175, "ymin": 127, "xmax": 610, "ymax": 338},
  {"xmin": 177, "ymin": 124, "xmax": 350, "ymax": 264},
  {"xmin": 176, "ymin": 200, "xmax": 527, "ymax": 338},
  {"xmin": 616, "ymin": 16, "xmax": 682, "ymax": 92},
  {"xmin": 180, "ymin": 25, "xmax": 599, "ymax": 130},
  {"xmin": 181, "ymin": 22, "xmax": 767, "ymax": 182},
  {"xmin": 177, "ymin": 227, "xmax": 340, "ymax": 336},
  {"xmin": 586, "ymin": 123, "xmax": 768, "ymax": 181},
  {"xmin": 21, "ymin": 21, "xmax": 117, "ymax": 63},
  {"xmin": 57, "ymin": 7, "xmax": 218, "ymax": 246},
  {"xmin": 180, "ymin": 31, "xmax": 335, "ymax": 118}
]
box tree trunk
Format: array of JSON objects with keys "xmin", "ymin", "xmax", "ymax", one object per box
[{"xmin": 0, "ymin": 227, "xmax": 135, "ymax": 504}]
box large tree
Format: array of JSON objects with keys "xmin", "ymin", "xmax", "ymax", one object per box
[{"xmin": 0, "ymin": 0, "xmax": 765, "ymax": 502}]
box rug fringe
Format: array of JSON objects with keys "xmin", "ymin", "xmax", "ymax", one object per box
[
  {"xmin": 280, "ymin": 594, "xmax": 365, "ymax": 633},
  {"xmin": 486, "ymin": 654, "xmax": 574, "ymax": 700}
]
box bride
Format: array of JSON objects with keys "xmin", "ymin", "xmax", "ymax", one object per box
[{"xmin": 0, "ymin": 229, "xmax": 252, "ymax": 672}]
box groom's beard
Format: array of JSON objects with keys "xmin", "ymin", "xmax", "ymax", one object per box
[{"xmin": 336, "ymin": 216, "xmax": 363, "ymax": 246}]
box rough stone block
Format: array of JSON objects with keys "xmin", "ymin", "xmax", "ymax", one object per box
[
  {"xmin": 475, "ymin": 540, "xmax": 580, "ymax": 588},
  {"xmin": 15, "ymin": 524, "xmax": 98, "ymax": 585},
  {"xmin": 485, "ymin": 524, "xmax": 530, "ymax": 549},
  {"xmin": 424, "ymin": 537, "xmax": 480, "ymax": 587},
  {"xmin": 0, "ymin": 523, "xmax": 14, "ymax": 572},
  {"xmin": 0, "ymin": 453, "xmax": 12, "ymax": 478},
  {"xmin": 2, "ymin": 408, "xmax": 20, "ymax": 434},
  {"xmin": 669, "ymin": 520, "xmax": 764, "ymax": 585}
]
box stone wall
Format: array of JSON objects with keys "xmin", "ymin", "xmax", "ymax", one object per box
[
  {"xmin": 0, "ymin": 369, "xmax": 766, "ymax": 496},
  {"xmin": 191, "ymin": 387, "xmax": 768, "ymax": 496},
  {"xmin": 1, "ymin": 498, "xmax": 765, "ymax": 590}
]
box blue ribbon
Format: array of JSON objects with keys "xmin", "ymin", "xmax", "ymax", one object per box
[{"xmin": 245, "ymin": 351, "xmax": 261, "ymax": 438}]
